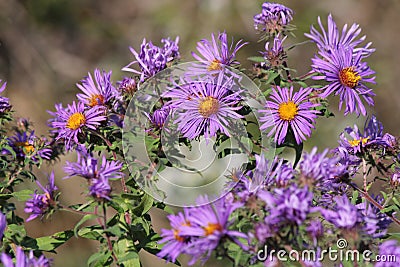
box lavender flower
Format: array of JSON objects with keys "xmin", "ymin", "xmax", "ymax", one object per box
[
  {"xmin": 64, "ymin": 146, "xmax": 123, "ymax": 180},
  {"xmin": 148, "ymin": 106, "xmax": 171, "ymax": 128},
  {"xmin": 260, "ymin": 86, "xmax": 320, "ymax": 145},
  {"xmin": 157, "ymin": 210, "xmax": 191, "ymax": 263},
  {"xmin": 165, "ymin": 76, "xmax": 243, "ymax": 140},
  {"xmin": 0, "ymin": 212, "xmax": 6, "ymax": 240},
  {"xmin": 7, "ymin": 130, "xmax": 51, "ymax": 161},
  {"xmin": 392, "ymin": 169, "xmax": 400, "ymax": 187},
  {"xmin": 311, "ymin": 46, "xmax": 375, "ymax": 116},
  {"xmin": 116, "ymin": 77, "xmax": 137, "ymax": 95},
  {"xmin": 178, "ymin": 196, "xmax": 247, "ymax": 265},
  {"xmin": 1, "ymin": 246, "xmax": 51, "ymax": 267},
  {"xmin": 0, "ymin": 80, "xmax": 11, "ymax": 113},
  {"xmin": 24, "ymin": 172, "xmax": 58, "ymax": 222},
  {"xmin": 50, "ymin": 101, "xmax": 106, "ymax": 150},
  {"xmin": 253, "ymin": 2, "xmax": 294, "ymax": 33},
  {"xmin": 305, "ymin": 14, "xmax": 374, "ymax": 57},
  {"xmin": 307, "ymin": 219, "xmax": 324, "ymax": 240},
  {"xmin": 122, "ymin": 37, "xmax": 180, "ymax": 82},
  {"xmin": 375, "ymin": 240, "xmax": 400, "ymax": 267},
  {"xmin": 261, "ymin": 35, "xmax": 287, "ymax": 68},
  {"xmin": 190, "ymin": 32, "xmax": 247, "ymax": 75},
  {"xmin": 89, "ymin": 175, "xmax": 112, "ymax": 201},
  {"xmin": 320, "ymin": 195, "xmax": 360, "ymax": 230},
  {"xmin": 76, "ymin": 69, "xmax": 117, "ymax": 107},
  {"xmin": 356, "ymin": 197, "xmax": 391, "ymax": 238}
]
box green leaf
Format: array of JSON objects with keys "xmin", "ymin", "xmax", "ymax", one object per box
[
  {"xmin": 73, "ymin": 214, "xmax": 98, "ymax": 237},
  {"xmin": 87, "ymin": 250, "xmax": 112, "ymax": 267},
  {"xmin": 12, "ymin": 189, "xmax": 34, "ymax": 201},
  {"xmin": 132, "ymin": 193, "xmax": 153, "ymax": 217},
  {"xmin": 78, "ymin": 227, "xmax": 103, "ymax": 241},
  {"xmin": 33, "ymin": 230, "xmax": 74, "ymax": 251},
  {"xmin": 247, "ymin": 56, "xmax": 265, "ymax": 63}
]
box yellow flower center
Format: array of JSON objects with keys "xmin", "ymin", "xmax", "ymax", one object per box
[
  {"xmin": 89, "ymin": 94, "xmax": 105, "ymax": 107},
  {"xmin": 66, "ymin": 112, "xmax": 86, "ymax": 130},
  {"xmin": 173, "ymin": 229, "xmax": 185, "ymax": 242},
  {"xmin": 278, "ymin": 101, "xmax": 298, "ymax": 121},
  {"xmin": 14, "ymin": 141, "xmax": 34, "ymax": 154},
  {"xmin": 198, "ymin": 96, "xmax": 220, "ymax": 118},
  {"xmin": 207, "ymin": 59, "xmax": 222, "ymax": 71},
  {"xmin": 348, "ymin": 137, "xmax": 370, "ymax": 147},
  {"xmin": 339, "ymin": 67, "xmax": 361, "ymax": 88},
  {"xmin": 203, "ymin": 223, "xmax": 223, "ymax": 236}
]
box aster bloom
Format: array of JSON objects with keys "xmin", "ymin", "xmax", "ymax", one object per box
[
  {"xmin": 375, "ymin": 240, "xmax": 400, "ymax": 267},
  {"xmin": 24, "ymin": 172, "xmax": 58, "ymax": 222},
  {"xmin": 320, "ymin": 195, "xmax": 360, "ymax": 230},
  {"xmin": 189, "ymin": 32, "xmax": 247, "ymax": 76},
  {"xmin": 50, "ymin": 101, "xmax": 106, "ymax": 149},
  {"xmin": 364, "ymin": 115, "xmax": 396, "ymax": 148},
  {"xmin": 0, "ymin": 212, "xmax": 6, "ymax": 240},
  {"xmin": 305, "ymin": 14, "xmax": 374, "ymax": 57},
  {"xmin": 178, "ymin": 196, "xmax": 247, "ymax": 265},
  {"xmin": 299, "ymin": 147, "xmax": 348, "ymax": 190},
  {"xmin": 260, "ymin": 86, "xmax": 320, "ymax": 145},
  {"xmin": 311, "ymin": 46, "xmax": 375, "ymax": 116},
  {"xmin": 253, "ymin": 2, "xmax": 294, "ymax": 33},
  {"xmin": 7, "ymin": 130, "xmax": 51, "ymax": 161},
  {"xmin": 122, "ymin": 37, "xmax": 180, "ymax": 82},
  {"xmin": 307, "ymin": 219, "xmax": 324, "ymax": 240},
  {"xmin": 116, "ymin": 76, "xmax": 137, "ymax": 95},
  {"xmin": 1, "ymin": 246, "xmax": 51, "ymax": 267},
  {"xmin": 88, "ymin": 175, "xmax": 112, "ymax": 200},
  {"xmin": 356, "ymin": 196, "xmax": 391, "ymax": 237},
  {"xmin": 392, "ymin": 169, "xmax": 400, "ymax": 188},
  {"xmin": 167, "ymin": 76, "xmax": 244, "ymax": 140},
  {"xmin": 261, "ymin": 35, "xmax": 287, "ymax": 68},
  {"xmin": 0, "ymin": 80, "xmax": 11, "ymax": 113},
  {"xmin": 64, "ymin": 146, "xmax": 123, "ymax": 180},
  {"xmin": 157, "ymin": 209, "xmax": 191, "ymax": 263},
  {"xmin": 147, "ymin": 105, "xmax": 171, "ymax": 128},
  {"xmin": 76, "ymin": 69, "xmax": 117, "ymax": 108}
]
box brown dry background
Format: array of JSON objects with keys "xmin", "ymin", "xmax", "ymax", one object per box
[{"xmin": 0, "ymin": 0, "xmax": 399, "ymax": 266}]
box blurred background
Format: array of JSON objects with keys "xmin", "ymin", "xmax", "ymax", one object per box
[{"xmin": 0, "ymin": 0, "xmax": 399, "ymax": 266}]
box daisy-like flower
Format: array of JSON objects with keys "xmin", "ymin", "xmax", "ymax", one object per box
[
  {"xmin": 189, "ymin": 32, "xmax": 247, "ymax": 76},
  {"xmin": 50, "ymin": 101, "xmax": 106, "ymax": 150},
  {"xmin": 178, "ymin": 196, "xmax": 247, "ymax": 265},
  {"xmin": 305, "ymin": 14, "xmax": 374, "ymax": 57},
  {"xmin": 148, "ymin": 105, "xmax": 171, "ymax": 128},
  {"xmin": 260, "ymin": 86, "xmax": 320, "ymax": 145},
  {"xmin": 311, "ymin": 46, "xmax": 376, "ymax": 116},
  {"xmin": 1, "ymin": 246, "xmax": 51, "ymax": 267},
  {"xmin": 166, "ymin": 76, "xmax": 243, "ymax": 140},
  {"xmin": 89, "ymin": 175, "xmax": 112, "ymax": 201},
  {"xmin": 122, "ymin": 37, "xmax": 180, "ymax": 82},
  {"xmin": 7, "ymin": 130, "xmax": 52, "ymax": 161},
  {"xmin": 0, "ymin": 80, "xmax": 11, "ymax": 113},
  {"xmin": 253, "ymin": 2, "xmax": 294, "ymax": 33},
  {"xmin": 24, "ymin": 172, "xmax": 58, "ymax": 222},
  {"xmin": 64, "ymin": 146, "xmax": 123, "ymax": 180},
  {"xmin": 76, "ymin": 69, "xmax": 117, "ymax": 108},
  {"xmin": 157, "ymin": 209, "xmax": 191, "ymax": 263}
]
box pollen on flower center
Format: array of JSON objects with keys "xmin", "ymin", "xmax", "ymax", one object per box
[
  {"xmin": 89, "ymin": 94, "xmax": 105, "ymax": 107},
  {"xmin": 66, "ymin": 112, "xmax": 86, "ymax": 130},
  {"xmin": 207, "ymin": 59, "xmax": 222, "ymax": 71},
  {"xmin": 14, "ymin": 141, "xmax": 34, "ymax": 153},
  {"xmin": 278, "ymin": 101, "xmax": 298, "ymax": 121},
  {"xmin": 173, "ymin": 229, "xmax": 185, "ymax": 242},
  {"xmin": 198, "ymin": 96, "xmax": 220, "ymax": 118},
  {"xmin": 203, "ymin": 223, "xmax": 223, "ymax": 236},
  {"xmin": 339, "ymin": 67, "xmax": 361, "ymax": 88},
  {"xmin": 348, "ymin": 136, "xmax": 370, "ymax": 147}
]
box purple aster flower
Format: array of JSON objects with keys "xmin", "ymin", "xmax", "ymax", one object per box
[
  {"xmin": 24, "ymin": 172, "xmax": 58, "ymax": 222},
  {"xmin": 307, "ymin": 219, "xmax": 324, "ymax": 240},
  {"xmin": 320, "ymin": 195, "xmax": 360, "ymax": 230},
  {"xmin": 166, "ymin": 76, "xmax": 243, "ymax": 140},
  {"xmin": 260, "ymin": 86, "xmax": 320, "ymax": 145},
  {"xmin": 0, "ymin": 212, "xmax": 6, "ymax": 240},
  {"xmin": 76, "ymin": 69, "xmax": 117, "ymax": 108},
  {"xmin": 311, "ymin": 46, "xmax": 375, "ymax": 116},
  {"xmin": 64, "ymin": 146, "xmax": 123, "ymax": 180},
  {"xmin": 116, "ymin": 76, "xmax": 137, "ymax": 95},
  {"xmin": 338, "ymin": 125, "xmax": 371, "ymax": 154},
  {"xmin": 299, "ymin": 147, "xmax": 348, "ymax": 190},
  {"xmin": 89, "ymin": 175, "xmax": 111, "ymax": 201},
  {"xmin": 364, "ymin": 115, "xmax": 396, "ymax": 148},
  {"xmin": 1, "ymin": 246, "xmax": 51, "ymax": 267},
  {"xmin": 356, "ymin": 196, "xmax": 391, "ymax": 238},
  {"xmin": 261, "ymin": 35, "xmax": 287, "ymax": 68},
  {"xmin": 391, "ymin": 168, "xmax": 400, "ymax": 188},
  {"xmin": 258, "ymin": 184, "xmax": 314, "ymax": 226},
  {"xmin": 157, "ymin": 209, "xmax": 191, "ymax": 263},
  {"xmin": 122, "ymin": 37, "xmax": 180, "ymax": 82},
  {"xmin": 178, "ymin": 196, "xmax": 247, "ymax": 265},
  {"xmin": 0, "ymin": 80, "xmax": 11, "ymax": 113},
  {"xmin": 375, "ymin": 240, "xmax": 400, "ymax": 267},
  {"xmin": 253, "ymin": 2, "xmax": 294, "ymax": 33},
  {"xmin": 147, "ymin": 105, "xmax": 171, "ymax": 128},
  {"xmin": 7, "ymin": 130, "xmax": 52, "ymax": 161},
  {"xmin": 189, "ymin": 32, "xmax": 247, "ymax": 76},
  {"xmin": 305, "ymin": 14, "xmax": 374, "ymax": 57},
  {"xmin": 50, "ymin": 101, "xmax": 106, "ymax": 150}
]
